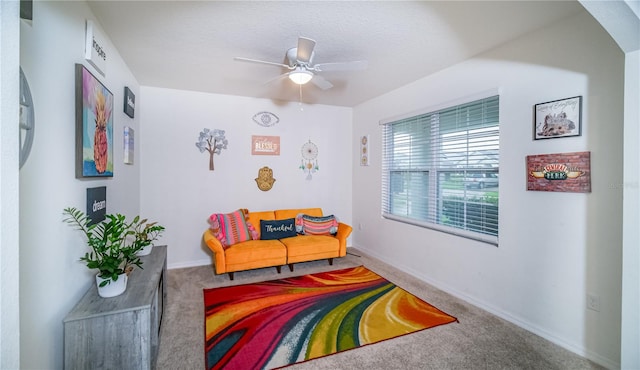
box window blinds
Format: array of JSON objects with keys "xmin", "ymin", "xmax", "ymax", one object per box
[{"xmin": 381, "ymin": 95, "xmax": 499, "ymax": 244}]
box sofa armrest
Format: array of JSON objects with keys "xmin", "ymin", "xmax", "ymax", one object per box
[
  {"xmin": 334, "ymin": 222, "xmax": 353, "ymax": 257},
  {"xmin": 203, "ymin": 229, "xmax": 227, "ymax": 274}
]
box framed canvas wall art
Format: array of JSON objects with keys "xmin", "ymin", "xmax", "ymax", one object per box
[{"xmin": 75, "ymin": 64, "xmax": 114, "ymax": 178}]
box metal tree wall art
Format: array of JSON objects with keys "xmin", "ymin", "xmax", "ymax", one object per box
[{"xmin": 195, "ymin": 128, "xmax": 228, "ymax": 171}]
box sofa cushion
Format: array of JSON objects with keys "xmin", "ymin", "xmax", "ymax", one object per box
[
  {"xmin": 297, "ymin": 214, "xmax": 338, "ymax": 235},
  {"xmin": 225, "ymin": 239, "xmax": 287, "ymax": 271},
  {"xmin": 260, "ymin": 218, "xmax": 297, "ymax": 240},
  {"xmin": 208, "ymin": 209, "xmax": 253, "ymax": 248},
  {"xmin": 280, "ymin": 235, "xmax": 339, "ymax": 259}
]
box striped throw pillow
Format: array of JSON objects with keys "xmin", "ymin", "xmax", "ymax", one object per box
[
  {"xmin": 209, "ymin": 209, "xmax": 253, "ymax": 248},
  {"xmin": 299, "ymin": 214, "xmax": 338, "ymax": 236}
]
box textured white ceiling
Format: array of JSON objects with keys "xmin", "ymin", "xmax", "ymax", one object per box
[{"xmin": 88, "ymin": 1, "xmax": 585, "ymax": 107}]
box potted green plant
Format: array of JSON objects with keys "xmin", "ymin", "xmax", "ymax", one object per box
[
  {"xmin": 131, "ymin": 217, "xmax": 165, "ymax": 256},
  {"xmin": 62, "ymin": 207, "xmax": 160, "ymax": 298}
]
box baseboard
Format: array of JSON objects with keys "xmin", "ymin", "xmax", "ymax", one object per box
[
  {"xmin": 356, "ymin": 246, "xmax": 619, "ymax": 370},
  {"xmin": 168, "ymin": 258, "xmax": 211, "ymax": 270}
]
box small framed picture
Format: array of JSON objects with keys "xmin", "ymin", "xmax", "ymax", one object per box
[
  {"xmin": 123, "ymin": 126, "xmax": 134, "ymax": 164},
  {"xmin": 534, "ymin": 96, "xmax": 582, "ymax": 140}
]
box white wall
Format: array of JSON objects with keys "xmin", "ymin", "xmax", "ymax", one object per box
[
  {"xmin": 19, "ymin": 2, "xmax": 141, "ymax": 368},
  {"xmin": 622, "ymin": 48, "xmax": 640, "ymax": 370},
  {"xmin": 352, "ymin": 10, "xmax": 624, "ymax": 369},
  {"xmin": 139, "ymin": 87, "xmax": 353, "ymax": 268},
  {"xmin": 0, "ymin": 1, "xmax": 21, "ymax": 368}
]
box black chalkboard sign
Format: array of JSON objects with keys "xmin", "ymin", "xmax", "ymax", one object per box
[{"xmin": 86, "ymin": 186, "xmax": 106, "ymax": 226}]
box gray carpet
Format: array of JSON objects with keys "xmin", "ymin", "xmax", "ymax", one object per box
[{"xmin": 156, "ymin": 247, "xmax": 603, "ymax": 370}]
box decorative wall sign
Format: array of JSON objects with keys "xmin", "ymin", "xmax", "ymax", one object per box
[
  {"xmin": 123, "ymin": 87, "xmax": 135, "ymax": 118},
  {"xmin": 251, "ymin": 135, "xmax": 280, "ymax": 156},
  {"xmin": 123, "ymin": 126, "xmax": 134, "ymax": 164},
  {"xmin": 534, "ymin": 96, "xmax": 582, "ymax": 140},
  {"xmin": 526, "ymin": 151, "xmax": 591, "ymax": 193},
  {"xmin": 255, "ymin": 166, "xmax": 276, "ymax": 191},
  {"xmin": 86, "ymin": 186, "xmax": 106, "ymax": 226},
  {"xmin": 360, "ymin": 135, "xmax": 369, "ymax": 166},
  {"xmin": 84, "ymin": 20, "xmax": 107, "ymax": 77},
  {"xmin": 300, "ymin": 140, "xmax": 319, "ymax": 180},
  {"xmin": 195, "ymin": 128, "xmax": 228, "ymax": 171},
  {"xmin": 252, "ymin": 111, "xmax": 279, "ymax": 127},
  {"xmin": 75, "ymin": 64, "xmax": 114, "ymax": 178}
]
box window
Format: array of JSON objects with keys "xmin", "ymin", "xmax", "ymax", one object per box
[{"xmin": 381, "ymin": 95, "xmax": 499, "ymax": 245}]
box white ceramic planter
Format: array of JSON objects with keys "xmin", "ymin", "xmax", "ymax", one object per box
[
  {"xmin": 96, "ymin": 273, "xmax": 128, "ymax": 298},
  {"xmin": 136, "ymin": 244, "xmax": 153, "ymax": 256}
]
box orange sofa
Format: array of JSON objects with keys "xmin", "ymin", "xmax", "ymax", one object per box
[{"xmin": 203, "ymin": 208, "xmax": 352, "ymax": 280}]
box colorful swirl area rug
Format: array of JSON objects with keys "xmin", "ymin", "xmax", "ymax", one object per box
[{"xmin": 204, "ymin": 266, "xmax": 458, "ymax": 370}]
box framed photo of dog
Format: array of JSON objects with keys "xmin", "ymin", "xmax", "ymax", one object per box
[{"xmin": 533, "ymin": 96, "xmax": 582, "ymax": 140}]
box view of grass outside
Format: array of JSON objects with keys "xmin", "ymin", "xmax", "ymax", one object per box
[{"xmin": 439, "ymin": 174, "xmax": 498, "ymax": 236}]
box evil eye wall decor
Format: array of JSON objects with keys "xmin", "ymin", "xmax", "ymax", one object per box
[{"xmin": 252, "ymin": 111, "xmax": 279, "ymax": 127}]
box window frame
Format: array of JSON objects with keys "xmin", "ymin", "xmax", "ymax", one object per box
[{"xmin": 380, "ymin": 91, "xmax": 500, "ymax": 246}]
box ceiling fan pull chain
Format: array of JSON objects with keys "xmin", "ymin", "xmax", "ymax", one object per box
[{"xmin": 299, "ymin": 84, "xmax": 304, "ymax": 111}]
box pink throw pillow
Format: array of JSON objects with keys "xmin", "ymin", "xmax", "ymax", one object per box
[{"xmin": 208, "ymin": 209, "xmax": 253, "ymax": 248}]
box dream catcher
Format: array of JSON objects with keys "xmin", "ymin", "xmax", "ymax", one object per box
[{"xmin": 299, "ymin": 140, "xmax": 319, "ymax": 180}]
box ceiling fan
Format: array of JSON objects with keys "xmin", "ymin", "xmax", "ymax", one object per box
[{"xmin": 234, "ymin": 36, "xmax": 367, "ymax": 90}]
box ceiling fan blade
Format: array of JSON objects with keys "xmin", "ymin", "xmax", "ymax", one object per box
[
  {"xmin": 310, "ymin": 75, "xmax": 333, "ymax": 90},
  {"xmin": 234, "ymin": 57, "xmax": 292, "ymax": 69},
  {"xmin": 296, "ymin": 37, "xmax": 316, "ymax": 64},
  {"xmin": 313, "ymin": 60, "xmax": 368, "ymax": 72},
  {"xmin": 263, "ymin": 72, "xmax": 292, "ymax": 85}
]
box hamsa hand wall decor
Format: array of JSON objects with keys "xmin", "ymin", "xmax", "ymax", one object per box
[{"xmin": 255, "ymin": 166, "xmax": 276, "ymax": 191}]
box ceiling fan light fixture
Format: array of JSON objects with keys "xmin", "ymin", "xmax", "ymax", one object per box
[{"xmin": 288, "ymin": 68, "xmax": 313, "ymax": 85}]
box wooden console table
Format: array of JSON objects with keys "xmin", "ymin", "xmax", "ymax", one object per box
[{"xmin": 63, "ymin": 245, "xmax": 167, "ymax": 370}]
